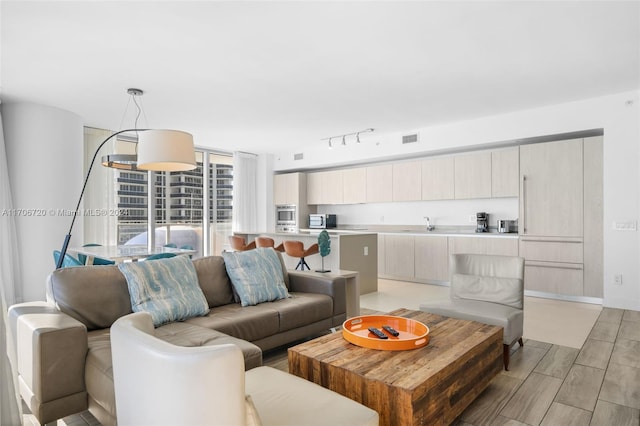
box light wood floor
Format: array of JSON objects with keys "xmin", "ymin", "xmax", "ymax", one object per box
[{"xmin": 25, "ymin": 284, "xmax": 640, "ymax": 426}]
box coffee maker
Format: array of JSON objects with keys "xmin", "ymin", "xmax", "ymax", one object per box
[{"xmin": 476, "ymin": 212, "xmax": 489, "ymax": 233}]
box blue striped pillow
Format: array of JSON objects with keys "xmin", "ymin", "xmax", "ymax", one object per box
[
  {"xmin": 222, "ymin": 248, "xmax": 289, "ymax": 307},
  {"xmin": 118, "ymin": 255, "xmax": 209, "ymax": 326}
]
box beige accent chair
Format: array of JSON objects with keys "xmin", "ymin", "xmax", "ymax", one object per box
[
  {"xmin": 419, "ymin": 254, "xmax": 525, "ymax": 370},
  {"xmin": 111, "ymin": 312, "xmax": 379, "ymax": 426}
]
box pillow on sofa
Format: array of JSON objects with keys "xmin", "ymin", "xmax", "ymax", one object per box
[
  {"xmin": 118, "ymin": 255, "xmax": 210, "ymax": 326},
  {"xmin": 222, "ymin": 248, "xmax": 289, "ymax": 307}
]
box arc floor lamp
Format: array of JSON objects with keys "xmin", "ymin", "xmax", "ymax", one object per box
[{"xmin": 56, "ymin": 126, "xmax": 197, "ymax": 269}]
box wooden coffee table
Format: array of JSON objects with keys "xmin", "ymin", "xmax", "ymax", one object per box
[{"xmin": 288, "ymin": 308, "xmax": 503, "ymax": 426}]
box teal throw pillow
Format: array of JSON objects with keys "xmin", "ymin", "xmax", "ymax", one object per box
[
  {"xmin": 118, "ymin": 255, "xmax": 209, "ymax": 326},
  {"xmin": 222, "ymin": 248, "xmax": 289, "ymax": 307}
]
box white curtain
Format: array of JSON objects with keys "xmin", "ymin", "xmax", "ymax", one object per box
[
  {"xmin": 232, "ymin": 152, "xmax": 258, "ymax": 233},
  {"xmin": 0, "ymin": 110, "xmax": 23, "ymax": 424}
]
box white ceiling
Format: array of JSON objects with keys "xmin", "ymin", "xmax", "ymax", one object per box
[{"xmin": 2, "ymin": 1, "xmax": 639, "ymax": 153}]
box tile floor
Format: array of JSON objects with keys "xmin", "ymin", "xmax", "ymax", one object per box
[{"xmin": 25, "ymin": 279, "xmax": 640, "ymax": 426}]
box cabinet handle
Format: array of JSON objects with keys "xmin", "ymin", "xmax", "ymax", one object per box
[
  {"xmin": 520, "ymin": 238, "xmax": 583, "ymax": 243},
  {"xmin": 526, "ymin": 261, "xmax": 583, "ymax": 270},
  {"xmin": 521, "ymin": 175, "xmax": 527, "ymax": 234}
]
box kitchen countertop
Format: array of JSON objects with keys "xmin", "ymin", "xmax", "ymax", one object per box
[{"xmin": 239, "ymin": 227, "xmax": 519, "ymax": 238}]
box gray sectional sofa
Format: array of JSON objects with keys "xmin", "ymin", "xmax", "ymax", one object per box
[{"xmin": 9, "ymin": 254, "xmax": 347, "ymax": 426}]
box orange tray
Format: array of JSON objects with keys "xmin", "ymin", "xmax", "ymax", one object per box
[{"xmin": 342, "ymin": 315, "xmax": 430, "ymax": 350}]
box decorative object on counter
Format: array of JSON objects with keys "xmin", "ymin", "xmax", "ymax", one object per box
[
  {"xmin": 255, "ymin": 237, "xmax": 284, "ymax": 252},
  {"xmin": 476, "ymin": 212, "xmax": 489, "ymax": 232},
  {"xmin": 316, "ymin": 230, "xmax": 331, "ymax": 273},
  {"xmin": 228, "ymin": 235, "xmax": 256, "ymax": 251},
  {"xmin": 283, "ymin": 240, "xmax": 319, "ymax": 271},
  {"xmin": 322, "ymin": 128, "xmax": 374, "ymax": 149}
]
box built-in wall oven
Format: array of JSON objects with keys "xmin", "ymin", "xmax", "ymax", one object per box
[{"xmin": 276, "ymin": 204, "xmax": 297, "ymax": 233}]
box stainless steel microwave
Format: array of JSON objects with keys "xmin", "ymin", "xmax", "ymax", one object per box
[
  {"xmin": 276, "ymin": 204, "xmax": 297, "ymax": 232},
  {"xmin": 309, "ymin": 214, "xmax": 337, "ymax": 229}
]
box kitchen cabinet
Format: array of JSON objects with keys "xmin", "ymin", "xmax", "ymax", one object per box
[
  {"xmin": 378, "ymin": 234, "xmax": 386, "ymax": 275},
  {"xmin": 448, "ymin": 236, "xmax": 518, "ymax": 257},
  {"xmin": 306, "ymin": 170, "xmax": 343, "ymax": 205},
  {"xmin": 274, "ymin": 172, "xmax": 301, "ymax": 205},
  {"xmin": 583, "ymin": 136, "xmax": 603, "ymax": 298},
  {"xmin": 307, "ymin": 172, "xmax": 323, "ymax": 205},
  {"xmin": 384, "ymin": 235, "xmax": 414, "ymax": 279},
  {"xmin": 342, "ymin": 167, "xmax": 367, "ymax": 204},
  {"xmin": 524, "ymin": 261, "xmax": 584, "ymax": 296},
  {"xmin": 520, "ymin": 138, "xmax": 583, "ymax": 237},
  {"xmin": 366, "ymin": 164, "xmax": 393, "ymax": 203},
  {"xmin": 392, "ymin": 161, "xmax": 421, "ymax": 202},
  {"xmin": 454, "ymin": 151, "xmax": 492, "ymax": 199},
  {"xmin": 491, "ymin": 147, "xmax": 519, "ymax": 197},
  {"xmin": 421, "ymin": 157, "xmax": 454, "ymax": 200},
  {"xmin": 414, "ymin": 236, "xmax": 449, "ymax": 281}
]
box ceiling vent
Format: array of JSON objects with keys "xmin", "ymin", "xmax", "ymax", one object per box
[
  {"xmin": 294, "ymin": 153, "xmax": 304, "ymax": 161},
  {"xmin": 402, "ymin": 133, "xmax": 419, "ymax": 144}
]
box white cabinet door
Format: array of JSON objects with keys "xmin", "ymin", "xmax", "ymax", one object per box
[
  {"xmin": 366, "ymin": 164, "xmax": 393, "ymax": 203},
  {"xmin": 384, "ymin": 235, "xmax": 414, "ymax": 279},
  {"xmin": 377, "ymin": 234, "xmax": 386, "ymax": 275},
  {"xmin": 454, "ymin": 151, "xmax": 492, "ymax": 199},
  {"xmin": 343, "ymin": 168, "xmax": 367, "ymax": 204},
  {"xmin": 491, "ymin": 147, "xmax": 519, "ymax": 197},
  {"xmin": 414, "ymin": 236, "xmax": 449, "ymax": 281},
  {"xmin": 520, "ymin": 139, "xmax": 583, "ymax": 237},
  {"xmin": 307, "ymin": 172, "xmax": 322, "ymax": 205},
  {"xmin": 323, "ymin": 170, "xmax": 344, "ymax": 204},
  {"xmin": 583, "ymin": 136, "xmax": 603, "ymax": 298},
  {"xmin": 392, "ymin": 161, "xmax": 421, "ymax": 202},
  {"xmin": 421, "ymin": 157, "xmax": 454, "ymax": 200},
  {"xmin": 273, "ymin": 173, "xmax": 299, "ymax": 205},
  {"xmin": 448, "ymin": 236, "xmax": 518, "ymax": 256}
]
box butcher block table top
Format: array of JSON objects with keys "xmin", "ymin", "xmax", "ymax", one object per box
[{"xmin": 288, "ymin": 308, "xmax": 503, "ymax": 426}]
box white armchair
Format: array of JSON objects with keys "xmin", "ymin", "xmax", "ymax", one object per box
[
  {"xmin": 111, "ymin": 312, "xmax": 379, "ymax": 426},
  {"xmin": 419, "ymin": 254, "xmax": 525, "ymax": 370}
]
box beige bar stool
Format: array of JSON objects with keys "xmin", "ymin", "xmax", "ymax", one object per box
[
  {"xmin": 228, "ymin": 235, "xmax": 256, "ymax": 251},
  {"xmin": 283, "ymin": 240, "xmax": 319, "ymax": 271},
  {"xmin": 255, "ymin": 237, "xmax": 284, "ymax": 252}
]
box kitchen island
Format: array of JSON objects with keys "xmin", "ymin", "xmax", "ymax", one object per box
[{"xmin": 236, "ymin": 231, "xmax": 378, "ymax": 294}]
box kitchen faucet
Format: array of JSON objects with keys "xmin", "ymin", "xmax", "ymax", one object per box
[{"xmin": 424, "ymin": 216, "xmax": 435, "ymax": 231}]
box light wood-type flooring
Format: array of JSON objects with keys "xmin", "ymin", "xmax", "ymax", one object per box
[{"xmin": 23, "ymin": 281, "xmax": 640, "ymax": 426}]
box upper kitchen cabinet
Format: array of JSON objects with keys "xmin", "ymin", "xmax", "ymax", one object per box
[
  {"xmin": 454, "ymin": 151, "xmax": 492, "ymax": 199},
  {"xmin": 421, "ymin": 157, "xmax": 454, "ymax": 200},
  {"xmin": 520, "ymin": 138, "xmax": 583, "ymax": 237},
  {"xmin": 274, "ymin": 172, "xmax": 303, "ymax": 205},
  {"xmin": 307, "ymin": 172, "xmax": 323, "ymax": 205},
  {"xmin": 491, "ymin": 147, "xmax": 519, "ymax": 197},
  {"xmin": 307, "ymin": 170, "xmax": 344, "ymax": 205},
  {"xmin": 366, "ymin": 164, "xmax": 393, "ymax": 203},
  {"xmin": 343, "ymin": 167, "xmax": 367, "ymax": 204},
  {"xmin": 392, "ymin": 161, "xmax": 422, "ymax": 202}
]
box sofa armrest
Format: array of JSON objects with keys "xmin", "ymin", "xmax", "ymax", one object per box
[
  {"xmin": 8, "ymin": 302, "xmax": 88, "ymax": 424},
  {"xmin": 287, "ymin": 272, "xmax": 346, "ymax": 317}
]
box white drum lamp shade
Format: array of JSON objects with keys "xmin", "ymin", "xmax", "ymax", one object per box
[{"xmin": 136, "ymin": 129, "xmax": 197, "ymax": 171}]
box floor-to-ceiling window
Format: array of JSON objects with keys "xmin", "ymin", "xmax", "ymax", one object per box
[{"xmin": 84, "ymin": 129, "xmax": 233, "ymax": 257}]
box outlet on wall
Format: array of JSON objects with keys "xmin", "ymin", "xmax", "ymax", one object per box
[
  {"xmin": 468, "ymin": 214, "xmax": 476, "ymax": 223},
  {"xmin": 363, "ymin": 246, "xmax": 368, "ymax": 256},
  {"xmin": 614, "ymin": 274, "xmax": 623, "ymax": 285}
]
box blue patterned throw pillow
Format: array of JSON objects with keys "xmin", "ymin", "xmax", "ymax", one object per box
[
  {"xmin": 222, "ymin": 248, "xmax": 289, "ymax": 307},
  {"xmin": 118, "ymin": 255, "xmax": 209, "ymax": 326}
]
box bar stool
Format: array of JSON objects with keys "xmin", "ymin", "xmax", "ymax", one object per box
[
  {"xmin": 228, "ymin": 236, "xmax": 256, "ymax": 251},
  {"xmin": 283, "ymin": 240, "xmax": 319, "ymax": 271},
  {"xmin": 255, "ymin": 237, "xmax": 284, "ymax": 252}
]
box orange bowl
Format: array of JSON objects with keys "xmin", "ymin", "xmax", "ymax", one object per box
[{"xmin": 342, "ymin": 315, "xmax": 430, "ymax": 350}]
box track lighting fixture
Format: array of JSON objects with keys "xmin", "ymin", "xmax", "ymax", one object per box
[{"xmin": 321, "ymin": 128, "xmax": 374, "ymax": 149}]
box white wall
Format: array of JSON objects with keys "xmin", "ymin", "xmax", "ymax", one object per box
[
  {"xmin": 274, "ymin": 91, "xmax": 640, "ymax": 311},
  {"xmin": 2, "ymin": 103, "xmax": 83, "ymax": 302}
]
